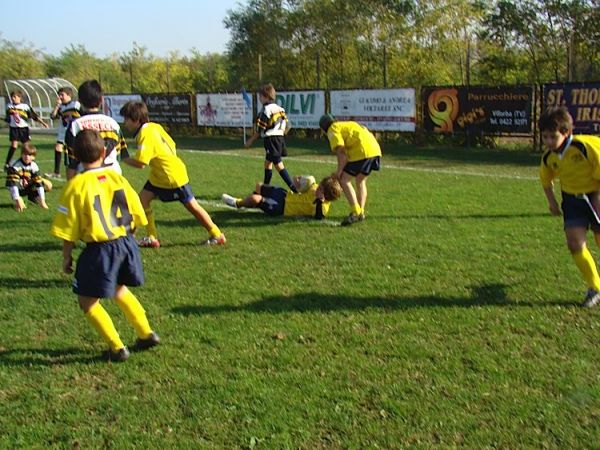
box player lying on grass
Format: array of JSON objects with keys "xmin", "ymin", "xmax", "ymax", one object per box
[
  {"xmin": 539, "ymin": 106, "xmax": 600, "ymax": 308},
  {"xmin": 222, "ymin": 175, "xmax": 342, "ymax": 220},
  {"xmin": 51, "ymin": 129, "xmax": 160, "ymax": 362},
  {"xmin": 120, "ymin": 101, "xmax": 226, "ymax": 247},
  {"xmin": 6, "ymin": 142, "xmax": 51, "ymax": 212}
]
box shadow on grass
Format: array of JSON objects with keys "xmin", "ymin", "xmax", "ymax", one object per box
[
  {"xmin": 157, "ymin": 210, "xmax": 291, "ymax": 230},
  {"xmin": 0, "ymin": 277, "xmax": 68, "ymax": 289},
  {"xmin": 172, "ymin": 283, "xmax": 578, "ymax": 316},
  {"xmin": 0, "ymin": 242, "xmax": 59, "ymax": 253},
  {"xmin": 0, "ymin": 347, "xmax": 100, "ymax": 366},
  {"xmin": 390, "ymin": 212, "xmax": 550, "ymax": 220}
]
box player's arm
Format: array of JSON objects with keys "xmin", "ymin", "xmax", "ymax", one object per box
[
  {"xmin": 122, "ymin": 157, "xmax": 146, "ymax": 169},
  {"xmin": 540, "ymin": 156, "xmax": 560, "ymax": 216},
  {"xmin": 50, "ymin": 98, "xmax": 61, "ymax": 120},
  {"xmin": 62, "ymin": 240, "xmax": 76, "ymax": 274},
  {"xmin": 245, "ymin": 131, "xmax": 260, "ymax": 148},
  {"xmin": 30, "ymin": 108, "xmax": 49, "ymax": 128},
  {"xmin": 333, "ymin": 146, "xmax": 347, "ymax": 179}
]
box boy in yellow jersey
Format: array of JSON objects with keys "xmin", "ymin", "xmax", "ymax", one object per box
[
  {"xmin": 539, "ymin": 107, "xmax": 600, "ymax": 307},
  {"xmin": 119, "ymin": 101, "xmax": 226, "ymax": 247},
  {"xmin": 222, "ymin": 175, "xmax": 341, "ymax": 219},
  {"xmin": 51, "ymin": 130, "xmax": 160, "ymax": 362},
  {"xmin": 319, "ymin": 114, "xmax": 381, "ymax": 226}
]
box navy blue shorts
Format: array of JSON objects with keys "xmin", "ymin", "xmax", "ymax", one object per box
[
  {"xmin": 259, "ymin": 185, "xmax": 287, "ymax": 216},
  {"xmin": 9, "ymin": 127, "xmax": 30, "ymax": 143},
  {"xmin": 264, "ymin": 136, "xmax": 287, "ymax": 164},
  {"xmin": 143, "ymin": 181, "xmax": 195, "ymax": 203},
  {"xmin": 562, "ymin": 192, "xmax": 600, "ymax": 231},
  {"xmin": 73, "ymin": 235, "xmax": 144, "ymax": 298},
  {"xmin": 344, "ymin": 156, "xmax": 381, "ymax": 176}
]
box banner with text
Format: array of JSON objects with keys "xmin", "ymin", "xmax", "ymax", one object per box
[
  {"xmin": 257, "ymin": 90, "xmax": 325, "ymax": 129},
  {"xmin": 422, "ymin": 86, "xmax": 533, "ymax": 134},
  {"xmin": 329, "ymin": 89, "xmax": 416, "ymax": 132},
  {"xmin": 196, "ymin": 93, "xmax": 253, "ymax": 127},
  {"xmin": 543, "ymin": 82, "xmax": 600, "ymax": 134},
  {"xmin": 142, "ymin": 94, "xmax": 192, "ymax": 124},
  {"xmin": 102, "ymin": 94, "xmax": 143, "ymax": 123}
]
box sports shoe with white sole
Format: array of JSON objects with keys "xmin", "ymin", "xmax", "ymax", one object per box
[
  {"xmin": 101, "ymin": 347, "xmax": 130, "ymax": 362},
  {"xmin": 138, "ymin": 236, "xmax": 161, "ymax": 248},
  {"xmin": 201, "ymin": 233, "xmax": 227, "ymax": 246},
  {"xmin": 222, "ymin": 193, "xmax": 239, "ymax": 208},
  {"xmin": 582, "ymin": 288, "xmax": 600, "ymax": 308}
]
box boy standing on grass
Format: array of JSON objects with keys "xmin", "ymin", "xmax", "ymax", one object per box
[
  {"xmin": 222, "ymin": 175, "xmax": 341, "ymax": 220},
  {"xmin": 46, "ymin": 87, "xmax": 81, "ymax": 179},
  {"xmin": 245, "ymin": 83, "xmax": 298, "ymax": 193},
  {"xmin": 539, "ymin": 107, "xmax": 600, "ymax": 307},
  {"xmin": 6, "ymin": 143, "xmax": 51, "ymax": 212},
  {"xmin": 64, "ymin": 80, "xmax": 128, "ymax": 180},
  {"xmin": 4, "ymin": 90, "xmax": 49, "ymax": 170},
  {"xmin": 51, "ymin": 129, "xmax": 160, "ymax": 362},
  {"xmin": 319, "ymin": 114, "xmax": 381, "ymax": 226},
  {"xmin": 119, "ymin": 101, "xmax": 226, "ymax": 247}
]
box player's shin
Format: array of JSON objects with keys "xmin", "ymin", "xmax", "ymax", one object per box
[
  {"xmin": 114, "ymin": 287, "xmax": 153, "ymax": 339},
  {"xmin": 145, "ymin": 208, "xmax": 158, "ymax": 238},
  {"xmin": 572, "ymin": 246, "xmax": 600, "ymax": 290},
  {"xmin": 85, "ymin": 302, "xmax": 125, "ymax": 351}
]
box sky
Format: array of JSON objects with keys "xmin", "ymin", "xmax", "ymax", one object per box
[{"xmin": 0, "ymin": 0, "xmax": 241, "ymax": 57}]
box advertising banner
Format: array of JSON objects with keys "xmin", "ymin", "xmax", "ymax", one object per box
[
  {"xmin": 196, "ymin": 93, "xmax": 253, "ymax": 127},
  {"xmin": 257, "ymin": 90, "xmax": 325, "ymax": 129},
  {"xmin": 422, "ymin": 86, "xmax": 533, "ymax": 134},
  {"xmin": 102, "ymin": 94, "xmax": 142, "ymax": 123},
  {"xmin": 329, "ymin": 89, "xmax": 416, "ymax": 131},
  {"xmin": 543, "ymin": 82, "xmax": 600, "ymax": 134},
  {"xmin": 142, "ymin": 94, "xmax": 192, "ymax": 124}
]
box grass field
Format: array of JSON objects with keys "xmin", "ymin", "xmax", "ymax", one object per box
[{"xmin": 0, "ymin": 131, "xmax": 599, "ymax": 449}]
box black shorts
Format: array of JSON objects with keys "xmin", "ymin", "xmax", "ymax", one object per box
[
  {"xmin": 74, "ymin": 235, "xmax": 144, "ymax": 298},
  {"xmin": 9, "ymin": 127, "xmax": 30, "ymax": 143},
  {"xmin": 562, "ymin": 192, "xmax": 600, "ymax": 231},
  {"xmin": 259, "ymin": 185, "xmax": 287, "ymax": 216},
  {"xmin": 21, "ymin": 186, "xmax": 41, "ymax": 202},
  {"xmin": 264, "ymin": 136, "xmax": 288, "ymax": 164},
  {"xmin": 143, "ymin": 181, "xmax": 195, "ymax": 203},
  {"xmin": 344, "ymin": 156, "xmax": 381, "ymax": 177}
]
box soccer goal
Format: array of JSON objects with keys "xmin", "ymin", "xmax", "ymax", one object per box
[{"xmin": 3, "ymin": 78, "xmax": 77, "ymax": 128}]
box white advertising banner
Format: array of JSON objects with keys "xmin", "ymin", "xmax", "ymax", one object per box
[
  {"xmin": 257, "ymin": 90, "xmax": 325, "ymax": 129},
  {"xmin": 102, "ymin": 94, "xmax": 143, "ymax": 123},
  {"xmin": 329, "ymin": 89, "xmax": 416, "ymax": 131},
  {"xmin": 196, "ymin": 93, "xmax": 253, "ymax": 127}
]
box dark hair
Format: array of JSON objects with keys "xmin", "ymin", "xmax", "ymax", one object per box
[
  {"xmin": 58, "ymin": 87, "xmax": 74, "ymax": 97},
  {"xmin": 74, "ymin": 130, "xmax": 104, "ymax": 163},
  {"xmin": 78, "ymin": 80, "xmax": 103, "ymax": 108},
  {"xmin": 119, "ymin": 101, "xmax": 149, "ymax": 123},
  {"xmin": 539, "ymin": 107, "xmax": 573, "ymax": 134},
  {"xmin": 319, "ymin": 176, "xmax": 342, "ymax": 201},
  {"xmin": 259, "ymin": 83, "xmax": 276, "ymax": 102},
  {"xmin": 319, "ymin": 114, "xmax": 336, "ymax": 132},
  {"xmin": 21, "ymin": 142, "xmax": 37, "ymax": 156},
  {"xmin": 9, "ymin": 90, "xmax": 23, "ymax": 98}
]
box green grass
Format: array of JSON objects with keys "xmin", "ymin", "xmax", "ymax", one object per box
[{"xmin": 1, "ymin": 132, "xmax": 599, "ymax": 449}]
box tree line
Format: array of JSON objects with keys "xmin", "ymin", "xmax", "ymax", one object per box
[{"xmin": 1, "ymin": 0, "xmax": 598, "ymax": 95}]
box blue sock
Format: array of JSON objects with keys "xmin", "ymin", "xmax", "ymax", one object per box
[
  {"xmin": 279, "ymin": 168, "xmax": 298, "ymax": 193},
  {"xmin": 264, "ymin": 168, "xmax": 273, "ymax": 185}
]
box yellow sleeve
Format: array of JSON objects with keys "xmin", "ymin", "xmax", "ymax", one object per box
[
  {"xmin": 327, "ymin": 126, "xmax": 345, "ymax": 152},
  {"xmin": 586, "ymin": 141, "xmax": 600, "ymax": 181},
  {"xmin": 50, "ymin": 182, "xmax": 81, "ymax": 242},
  {"xmin": 539, "ymin": 152, "xmax": 555, "ymax": 189},
  {"xmin": 134, "ymin": 128, "xmax": 154, "ymax": 166}
]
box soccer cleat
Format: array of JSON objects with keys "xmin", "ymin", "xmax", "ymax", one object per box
[
  {"xmin": 582, "ymin": 288, "xmax": 600, "ymax": 308},
  {"xmin": 222, "ymin": 193, "xmax": 239, "ymax": 208},
  {"xmin": 133, "ymin": 331, "xmax": 161, "ymax": 351},
  {"xmin": 201, "ymin": 233, "xmax": 227, "ymax": 246},
  {"xmin": 341, "ymin": 213, "xmax": 362, "ymax": 226},
  {"xmin": 358, "ymin": 213, "xmax": 365, "ymax": 222},
  {"xmin": 138, "ymin": 236, "xmax": 161, "ymax": 248},
  {"xmin": 101, "ymin": 347, "xmax": 130, "ymax": 362}
]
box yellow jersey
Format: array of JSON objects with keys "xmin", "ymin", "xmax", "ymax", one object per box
[
  {"xmin": 326, "ymin": 121, "xmax": 382, "ymax": 162},
  {"xmin": 51, "ymin": 167, "xmax": 147, "ymax": 243},
  {"xmin": 134, "ymin": 122, "xmax": 189, "ymax": 188},
  {"xmin": 540, "ymin": 135, "xmax": 600, "ymax": 194},
  {"xmin": 283, "ymin": 183, "xmax": 331, "ymax": 218}
]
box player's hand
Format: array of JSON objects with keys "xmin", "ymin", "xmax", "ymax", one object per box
[
  {"xmin": 42, "ymin": 122, "xmax": 49, "ymax": 129},
  {"xmin": 15, "ymin": 198, "xmax": 26, "ymax": 212},
  {"xmin": 549, "ymin": 203, "xmax": 561, "ymax": 216},
  {"xmin": 62, "ymin": 256, "xmax": 73, "ymax": 274}
]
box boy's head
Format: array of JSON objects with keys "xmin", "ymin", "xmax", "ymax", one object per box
[
  {"xmin": 78, "ymin": 80, "xmax": 103, "ymax": 109},
  {"xmin": 259, "ymin": 83, "xmax": 276, "ymax": 102},
  {"xmin": 20, "ymin": 142, "xmax": 37, "ymax": 163},
  {"xmin": 317, "ymin": 176, "xmax": 342, "ymax": 202},
  {"xmin": 120, "ymin": 101, "xmax": 149, "ymax": 131},
  {"xmin": 319, "ymin": 114, "xmax": 336, "ymax": 133},
  {"xmin": 9, "ymin": 90, "xmax": 22, "ymax": 103},
  {"xmin": 539, "ymin": 107, "xmax": 573, "ymax": 152},
  {"xmin": 74, "ymin": 129, "xmax": 105, "ymax": 164},
  {"xmin": 57, "ymin": 87, "xmax": 74, "ymax": 103}
]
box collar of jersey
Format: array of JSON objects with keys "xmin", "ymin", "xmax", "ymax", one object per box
[{"xmin": 557, "ymin": 134, "xmax": 573, "ymax": 160}]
